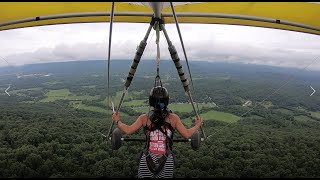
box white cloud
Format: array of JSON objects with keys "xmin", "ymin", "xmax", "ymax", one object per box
[{"xmin": 0, "ymin": 23, "xmax": 320, "ymax": 70}]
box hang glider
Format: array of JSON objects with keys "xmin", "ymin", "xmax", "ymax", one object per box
[{"xmin": 0, "ymin": 2, "xmax": 319, "ymax": 35}]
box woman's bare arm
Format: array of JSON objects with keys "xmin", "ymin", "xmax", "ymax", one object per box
[
  {"xmin": 170, "ymin": 113, "xmax": 202, "ymax": 139},
  {"xmin": 112, "ymin": 113, "xmax": 146, "ymax": 135}
]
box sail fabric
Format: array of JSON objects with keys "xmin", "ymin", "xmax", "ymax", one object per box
[{"xmin": 0, "ymin": 2, "xmax": 319, "ymax": 35}]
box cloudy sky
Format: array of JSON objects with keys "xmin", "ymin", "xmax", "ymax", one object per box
[{"xmin": 0, "ymin": 22, "xmax": 320, "ymax": 71}]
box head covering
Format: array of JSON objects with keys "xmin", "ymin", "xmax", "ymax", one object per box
[{"xmin": 149, "ymin": 86, "xmax": 169, "ymax": 109}]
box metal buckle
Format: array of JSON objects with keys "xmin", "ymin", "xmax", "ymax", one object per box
[
  {"xmin": 163, "ymin": 153, "xmax": 168, "ymax": 158},
  {"xmin": 145, "ymin": 151, "xmax": 150, "ymax": 157}
]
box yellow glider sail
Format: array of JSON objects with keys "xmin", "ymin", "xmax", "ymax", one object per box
[{"xmin": 0, "ymin": 2, "xmax": 319, "ymax": 35}]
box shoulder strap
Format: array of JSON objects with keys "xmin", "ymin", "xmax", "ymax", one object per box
[
  {"xmin": 144, "ymin": 110, "xmax": 174, "ymax": 150},
  {"xmin": 158, "ymin": 122, "xmax": 174, "ymax": 151},
  {"xmin": 144, "ymin": 111, "xmax": 153, "ymax": 149}
]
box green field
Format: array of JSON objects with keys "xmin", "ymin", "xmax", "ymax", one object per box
[
  {"xmin": 123, "ymin": 100, "xmax": 148, "ymax": 107},
  {"xmin": 275, "ymin": 108, "xmax": 293, "ymax": 115},
  {"xmin": 73, "ymin": 104, "xmax": 109, "ymax": 114},
  {"xmin": 293, "ymin": 107, "xmax": 320, "ymax": 120},
  {"xmin": 216, "ymin": 76, "xmax": 231, "ymax": 80},
  {"xmin": 91, "ymin": 74, "xmax": 101, "ymax": 77},
  {"xmin": 249, "ymin": 115, "xmax": 264, "ymax": 119},
  {"xmin": 130, "ymin": 103, "xmax": 238, "ymax": 126},
  {"xmin": 310, "ymin": 111, "xmax": 320, "ymax": 119},
  {"xmin": 132, "ymin": 106, "xmax": 150, "ymax": 113},
  {"xmin": 9, "ymin": 87, "xmax": 43, "ymax": 97},
  {"xmin": 40, "ymin": 89, "xmax": 70, "ymax": 102},
  {"xmin": 200, "ymin": 110, "xmax": 241, "ymax": 123},
  {"xmin": 294, "ymin": 115, "xmax": 317, "ymax": 122},
  {"xmin": 262, "ymin": 101, "xmax": 273, "ymax": 108},
  {"xmin": 10, "ymin": 87, "xmax": 42, "ymax": 94},
  {"xmin": 47, "ymin": 88, "xmax": 70, "ymax": 96},
  {"xmin": 72, "ymin": 103, "xmax": 131, "ymax": 119},
  {"xmin": 66, "ymin": 95, "xmax": 100, "ymax": 101},
  {"xmin": 131, "ymin": 103, "xmax": 214, "ymax": 114},
  {"xmin": 169, "ymin": 103, "xmax": 214, "ymax": 113},
  {"xmin": 181, "ymin": 118, "xmax": 193, "ymax": 127},
  {"xmin": 21, "ymin": 101, "xmax": 35, "ymax": 104},
  {"xmin": 296, "ymin": 106, "xmax": 307, "ymax": 111},
  {"xmin": 82, "ymin": 85, "xmax": 96, "ymax": 89},
  {"xmin": 175, "ymin": 109, "xmax": 241, "ymax": 127},
  {"xmin": 40, "ymin": 89, "xmax": 100, "ymax": 102},
  {"xmin": 102, "ymin": 90, "xmax": 145, "ymax": 106},
  {"xmin": 42, "ymin": 81, "xmax": 63, "ymax": 86}
]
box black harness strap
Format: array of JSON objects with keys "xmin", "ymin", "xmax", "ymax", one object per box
[
  {"xmin": 143, "ymin": 148, "xmax": 172, "ymax": 176},
  {"xmin": 142, "ymin": 110, "xmax": 174, "ymax": 176}
]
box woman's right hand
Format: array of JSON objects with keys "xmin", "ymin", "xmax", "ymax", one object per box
[{"xmin": 195, "ymin": 116, "xmax": 203, "ymax": 127}]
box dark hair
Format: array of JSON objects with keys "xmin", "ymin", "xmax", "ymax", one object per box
[{"xmin": 149, "ymin": 86, "xmax": 169, "ymax": 109}]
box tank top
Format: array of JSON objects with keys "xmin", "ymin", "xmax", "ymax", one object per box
[{"xmin": 146, "ymin": 124, "xmax": 172, "ymax": 154}]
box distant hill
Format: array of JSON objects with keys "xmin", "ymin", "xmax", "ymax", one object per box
[{"xmin": 0, "ymin": 59, "xmax": 319, "ymax": 82}]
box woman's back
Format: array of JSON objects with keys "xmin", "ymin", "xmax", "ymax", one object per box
[{"xmin": 144, "ymin": 110, "xmax": 174, "ymax": 154}]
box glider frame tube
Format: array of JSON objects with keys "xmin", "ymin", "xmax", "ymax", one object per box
[{"xmin": 1, "ymin": 12, "xmax": 319, "ymax": 33}]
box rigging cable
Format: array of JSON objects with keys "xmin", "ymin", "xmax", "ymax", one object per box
[
  {"xmin": 169, "ymin": 2, "xmax": 200, "ymax": 114},
  {"xmin": 155, "ymin": 15, "xmax": 161, "ymax": 85},
  {"xmin": 0, "ymin": 56, "xmax": 108, "ymax": 138},
  {"xmin": 168, "ymin": 2, "xmax": 205, "ymax": 139},
  {"xmin": 239, "ymin": 58, "xmax": 319, "ymax": 117},
  {"xmin": 206, "ymin": 57, "xmax": 319, "ymax": 140},
  {"xmin": 106, "ymin": 15, "xmax": 155, "ymax": 144},
  {"xmin": 106, "ymin": 2, "xmax": 115, "ymax": 145}
]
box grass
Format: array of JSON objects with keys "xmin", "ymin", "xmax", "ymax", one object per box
[
  {"xmin": 294, "ymin": 115, "xmax": 317, "ymax": 122},
  {"xmin": 72, "ymin": 103, "xmax": 131, "ymax": 119},
  {"xmin": 131, "ymin": 103, "xmax": 214, "ymax": 114},
  {"xmin": 296, "ymin": 106, "xmax": 307, "ymax": 111},
  {"xmin": 73, "ymin": 104, "xmax": 109, "ymax": 114},
  {"xmin": 9, "ymin": 87, "xmax": 43, "ymax": 97},
  {"xmin": 132, "ymin": 106, "xmax": 150, "ymax": 113},
  {"xmin": 216, "ymin": 76, "xmax": 231, "ymax": 80},
  {"xmin": 40, "ymin": 89, "xmax": 71, "ymax": 102},
  {"xmin": 261, "ymin": 101, "xmax": 273, "ymax": 108},
  {"xmin": 275, "ymin": 108, "xmax": 293, "ymax": 115},
  {"xmin": 249, "ymin": 115, "xmax": 264, "ymax": 119},
  {"xmin": 47, "ymin": 88, "xmax": 71, "ymax": 96},
  {"xmin": 200, "ymin": 110, "xmax": 241, "ymax": 123},
  {"xmin": 169, "ymin": 103, "xmax": 214, "ymax": 113},
  {"xmin": 291, "ymin": 107, "xmax": 320, "ymax": 120},
  {"xmin": 180, "ymin": 109, "xmax": 241, "ymax": 126},
  {"xmin": 102, "ymin": 90, "xmax": 145, "ymax": 106},
  {"xmin": 168, "ymin": 104, "xmax": 194, "ymax": 113},
  {"xmin": 181, "ymin": 118, "xmax": 193, "ymax": 127},
  {"xmin": 91, "ymin": 74, "xmax": 101, "ymax": 77},
  {"xmin": 310, "ymin": 111, "xmax": 320, "ymax": 119},
  {"xmin": 66, "ymin": 95, "xmax": 100, "ymax": 101},
  {"xmin": 40, "ymin": 89, "xmax": 100, "ymax": 102},
  {"xmin": 42, "ymin": 81, "xmax": 62, "ymax": 86},
  {"xmin": 10, "ymin": 87, "xmax": 42, "ymax": 94},
  {"xmin": 123, "ymin": 100, "xmax": 148, "ymax": 107},
  {"xmin": 82, "ymin": 85, "xmax": 96, "ymax": 89},
  {"xmin": 22, "ymin": 101, "xmax": 35, "ymax": 104}
]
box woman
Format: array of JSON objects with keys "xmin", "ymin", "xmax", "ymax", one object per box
[{"xmin": 112, "ymin": 85, "xmax": 203, "ymax": 178}]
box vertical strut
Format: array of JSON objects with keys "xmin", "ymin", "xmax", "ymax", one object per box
[{"xmin": 106, "ymin": 2, "xmax": 115, "ymax": 146}]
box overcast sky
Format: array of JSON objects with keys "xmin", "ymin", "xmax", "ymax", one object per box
[{"xmin": 0, "ymin": 22, "xmax": 320, "ymax": 71}]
